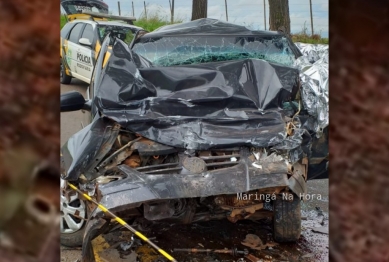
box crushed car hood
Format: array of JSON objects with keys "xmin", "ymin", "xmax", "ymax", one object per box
[
  {"xmin": 62, "ymin": 47, "xmax": 307, "ymax": 181},
  {"xmin": 93, "ymin": 40, "xmax": 301, "ymax": 150},
  {"xmin": 62, "ymin": 20, "xmax": 329, "ymax": 181}
]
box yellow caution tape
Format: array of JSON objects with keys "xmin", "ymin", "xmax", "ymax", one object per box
[
  {"xmin": 97, "ymin": 204, "xmax": 108, "ymax": 212},
  {"xmin": 115, "ymin": 217, "xmax": 127, "ymax": 225},
  {"xmin": 158, "ymin": 249, "xmax": 175, "ymax": 261},
  {"xmin": 135, "ymin": 231, "xmax": 148, "ymax": 241},
  {"xmin": 67, "ymin": 182, "xmax": 177, "ymax": 262}
]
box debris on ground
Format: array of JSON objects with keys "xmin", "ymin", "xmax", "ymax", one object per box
[
  {"xmin": 173, "ymin": 247, "xmax": 248, "ymax": 257},
  {"xmin": 61, "ymin": 206, "xmax": 330, "ymax": 262},
  {"xmin": 241, "ymin": 234, "xmax": 278, "ymax": 251},
  {"xmin": 135, "ymin": 245, "xmax": 163, "ymax": 262},
  {"xmin": 311, "ymin": 227, "xmax": 329, "ymax": 235},
  {"xmin": 245, "ymin": 253, "xmax": 262, "ymax": 262},
  {"xmin": 99, "ymin": 248, "xmax": 137, "ymax": 262},
  {"xmin": 241, "ymin": 234, "xmax": 263, "ymax": 250}
]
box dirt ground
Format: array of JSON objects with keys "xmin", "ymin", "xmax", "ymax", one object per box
[{"xmin": 60, "ymin": 179, "xmax": 328, "ymax": 262}]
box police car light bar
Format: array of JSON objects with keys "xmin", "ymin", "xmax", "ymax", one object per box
[{"xmin": 82, "ymin": 11, "xmax": 136, "ymax": 22}]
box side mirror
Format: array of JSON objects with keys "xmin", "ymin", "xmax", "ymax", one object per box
[
  {"xmin": 61, "ymin": 91, "xmax": 86, "ymax": 112},
  {"xmin": 79, "ymin": 38, "xmax": 92, "ymax": 46}
]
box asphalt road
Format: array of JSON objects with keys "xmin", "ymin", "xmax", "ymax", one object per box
[
  {"xmin": 60, "ymin": 80, "xmax": 329, "ymax": 262},
  {"xmin": 61, "ymin": 80, "xmax": 87, "ymax": 262},
  {"xmin": 60, "ymin": 79, "xmax": 89, "ymax": 147}
]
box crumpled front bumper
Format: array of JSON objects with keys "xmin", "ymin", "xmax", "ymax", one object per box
[
  {"xmin": 95, "ymin": 155, "xmax": 307, "ymax": 216},
  {"xmin": 81, "ymin": 152, "xmax": 307, "ymax": 262}
]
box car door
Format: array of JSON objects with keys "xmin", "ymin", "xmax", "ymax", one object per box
[
  {"xmin": 87, "ymin": 33, "xmax": 111, "ymax": 123},
  {"xmin": 60, "ymin": 22, "xmax": 75, "ymax": 74},
  {"xmin": 67, "ymin": 22, "xmax": 86, "ymax": 80},
  {"xmin": 77, "ymin": 24, "xmax": 95, "ymax": 82}
]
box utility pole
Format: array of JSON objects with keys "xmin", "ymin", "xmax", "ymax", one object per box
[
  {"xmin": 172, "ymin": 0, "xmax": 175, "ymax": 23},
  {"xmin": 263, "ymin": 0, "xmax": 266, "ymax": 30},
  {"xmin": 117, "ymin": 1, "xmax": 121, "ymax": 16},
  {"xmin": 309, "ymin": 0, "xmax": 314, "ymax": 35},
  {"xmin": 169, "ymin": 0, "xmax": 175, "ymax": 23},
  {"xmin": 225, "ymin": 0, "xmax": 228, "ymax": 21},
  {"xmin": 144, "ymin": 1, "xmax": 147, "ymax": 19},
  {"xmin": 132, "ymin": 1, "xmax": 135, "ymax": 17}
]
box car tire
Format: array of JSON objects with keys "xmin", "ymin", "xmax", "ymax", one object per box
[
  {"xmin": 61, "ymin": 61, "xmax": 72, "ymax": 85},
  {"xmin": 60, "ymin": 184, "xmax": 88, "ymax": 247},
  {"xmin": 273, "ymin": 193, "xmax": 301, "ymax": 242},
  {"xmin": 60, "ymin": 223, "xmax": 86, "ymax": 247}
]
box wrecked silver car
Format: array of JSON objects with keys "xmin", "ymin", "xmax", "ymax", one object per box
[{"xmin": 60, "ymin": 19, "xmax": 328, "ymax": 261}]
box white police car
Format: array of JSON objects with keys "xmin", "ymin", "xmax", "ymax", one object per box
[{"xmin": 60, "ymin": 18, "xmax": 143, "ymax": 84}]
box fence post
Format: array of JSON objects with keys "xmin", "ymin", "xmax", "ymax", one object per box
[
  {"xmin": 225, "ymin": 0, "xmax": 228, "ymax": 21},
  {"xmin": 172, "ymin": 0, "xmax": 174, "ymax": 23},
  {"xmin": 144, "ymin": 1, "xmax": 147, "ymax": 19},
  {"xmin": 309, "ymin": 0, "xmax": 314, "ymax": 35},
  {"xmin": 263, "ymin": 0, "xmax": 266, "ymax": 30},
  {"xmin": 118, "ymin": 1, "xmax": 121, "ymax": 16},
  {"xmin": 169, "ymin": 0, "xmax": 175, "ymax": 23}
]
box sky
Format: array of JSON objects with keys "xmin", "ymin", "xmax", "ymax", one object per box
[{"xmin": 103, "ymin": 0, "xmax": 328, "ymax": 37}]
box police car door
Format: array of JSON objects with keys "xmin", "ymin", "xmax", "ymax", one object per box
[
  {"xmin": 75, "ymin": 24, "xmax": 94, "ymax": 83},
  {"xmin": 67, "ymin": 22, "xmax": 85, "ymax": 79}
]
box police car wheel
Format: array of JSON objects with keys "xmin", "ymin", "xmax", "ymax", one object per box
[{"xmin": 61, "ymin": 62, "xmax": 72, "ymax": 85}]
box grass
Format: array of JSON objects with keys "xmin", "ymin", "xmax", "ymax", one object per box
[
  {"xmin": 60, "ymin": 13, "xmax": 181, "ymax": 31},
  {"xmin": 60, "ymin": 15, "xmax": 328, "ymax": 44},
  {"xmin": 61, "ymin": 15, "xmax": 67, "ymax": 29},
  {"xmin": 291, "ymin": 22, "xmax": 328, "ymax": 44},
  {"xmin": 134, "ymin": 14, "xmax": 182, "ymax": 32},
  {"xmin": 291, "ymin": 34, "xmax": 329, "ymax": 44}
]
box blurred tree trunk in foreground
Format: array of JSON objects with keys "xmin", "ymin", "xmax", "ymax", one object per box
[
  {"xmin": 268, "ymin": 0, "xmax": 290, "ymax": 35},
  {"xmin": 0, "ymin": 0, "xmax": 60, "ymax": 261},
  {"xmin": 329, "ymin": 0, "xmax": 389, "ymax": 261},
  {"xmin": 191, "ymin": 0, "xmax": 207, "ymax": 20}
]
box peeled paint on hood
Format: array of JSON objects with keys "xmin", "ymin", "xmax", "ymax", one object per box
[{"xmin": 294, "ymin": 42, "xmax": 329, "ymax": 135}]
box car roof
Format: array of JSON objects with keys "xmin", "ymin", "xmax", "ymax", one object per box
[
  {"xmin": 96, "ymin": 20, "xmax": 142, "ymax": 30},
  {"xmin": 68, "ymin": 19, "xmax": 142, "ymax": 30},
  {"xmin": 143, "ymin": 18, "xmax": 283, "ymax": 38}
]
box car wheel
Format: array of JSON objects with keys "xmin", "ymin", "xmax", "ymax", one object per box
[
  {"xmin": 60, "ymin": 61, "xmax": 72, "ymax": 85},
  {"xmin": 273, "ymin": 193, "xmax": 301, "ymax": 242},
  {"xmin": 60, "ymin": 179, "xmax": 87, "ymax": 247}
]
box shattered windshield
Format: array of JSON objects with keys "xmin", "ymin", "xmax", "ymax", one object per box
[
  {"xmin": 97, "ymin": 25, "xmax": 136, "ymax": 45},
  {"xmin": 132, "ymin": 36, "xmax": 296, "ymax": 67}
]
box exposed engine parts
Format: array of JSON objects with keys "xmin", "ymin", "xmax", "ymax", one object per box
[
  {"xmin": 92, "ymin": 129, "xmax": 304, "ymax": 179},
  {"xmin": 71, "ymin": 129, "xmax": 309, "ymax": 226}
]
